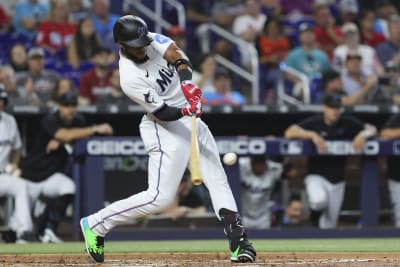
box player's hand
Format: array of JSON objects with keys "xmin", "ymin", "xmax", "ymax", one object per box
[
  {"xmin": 311, "ymin": 133, "xmax": 327, "ymax": 154},
  {"xmin": 352, "ymin": 134, "xmax": 366, "ymax": 154},
  {"xmin": 95, "ymin": 123, "xmax": 114, "ymax": 135},
  {"xmin": 181, "ymin": 101, "xmax": 202, "ymax": 118},
  {"xmin": 181, "ymin": 81, "xmax": 202, "ymax": 105},
  {"xmin": 46, "ymin": 139, "xmax": 61, "ymax": 154}
]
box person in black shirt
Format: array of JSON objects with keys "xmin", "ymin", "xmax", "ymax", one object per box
[
  {"xmin": 380, "ymin": 114, "xmax": 400, "ymax": 227},
  {"xmin": 19, "ymin": 91, "xmax": 113, "ymax": 242},
  {"xmin": 284, "ymin": 93, "xmax": 377, "ymax": 228}
]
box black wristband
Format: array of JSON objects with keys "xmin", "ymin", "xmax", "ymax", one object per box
[{"xmin": 178, "ymin": 68, "xmax": 192, "ymax": 82}]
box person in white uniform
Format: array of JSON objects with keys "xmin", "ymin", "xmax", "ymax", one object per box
[
  {"xmin": 80, "ymin": 15, "xmax": 256, "ymax": 264},
  {"xmin": 239, "ymin": 155, "xmax": 283, "ymax": 229},
  {"xmin": 0, "ymin": 85, "xmax": 34, "ymax": 243}
]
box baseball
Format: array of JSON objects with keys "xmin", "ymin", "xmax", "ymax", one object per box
[{"xmin": 223, "ymin": 152, "xmax": 238, "ymax": 166}]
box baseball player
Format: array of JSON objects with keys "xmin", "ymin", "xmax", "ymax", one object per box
[
  {"xmin": 0, "ymin": 85, "xmax": 34, "ymax": 243},
  {"xmin": 80, "ymin": 15, "xmax": 256, "ymax": 263},
  {"xmin": 18, "ymin": 91, "xmax": 113, "ymax": 242},
  {"xmin": 239, "ymin": 155, "xmax": 283, "ymax": 229},
  {"xmin": 284, "ymin": 93, "xmax": 377, "ymax": 228},
  {"xmin": 380, "ymin": 114, "xmax": 400, "ymax": 227}
]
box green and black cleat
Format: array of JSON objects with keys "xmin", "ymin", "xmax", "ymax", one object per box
[
  {"xmin": 230, "ymin": 238, "xmax": 257, "ymax": 263},
  {"xmin": 80, "ymin": 217, "xmax": 105, "ymax": 263}
]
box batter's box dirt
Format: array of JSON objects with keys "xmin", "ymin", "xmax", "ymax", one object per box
[{"xmin": 1, "ymin": 252, "xmax": 400, "ymax": 266}]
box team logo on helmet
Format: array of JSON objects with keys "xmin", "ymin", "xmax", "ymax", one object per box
[{"xmin": 137, "ymin": 26, "xmax": 146, "ymax": 37}]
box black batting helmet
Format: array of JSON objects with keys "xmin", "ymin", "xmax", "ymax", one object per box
[
  {"xmin": 0, "ymin": 84, "xmax": 8, "ymax": 106},
  {"xmin": 113, "ymin": 15, "xmax": 153, "ymax": 48}
]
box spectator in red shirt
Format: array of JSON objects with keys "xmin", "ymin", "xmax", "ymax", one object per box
[
  {"xmin": 36, "ymin": 0, "xmax": 78, "ymax": 53},
  {"xmin": 313, "ymin": 4, "xmax": 343, "ymax": 58},
  {"xmin": 0, "ymin": 5, "xmax": 10, "ymax": 32},
  {"xmin": 360, "ymin": 9, "xmax": 386, "ymax": 48},
  {"xmin": 79, "ymin": 47, "xmax": 113, "ymax": 105}
]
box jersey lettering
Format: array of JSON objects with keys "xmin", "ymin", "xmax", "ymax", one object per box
[
  {"xmin": 143, "ymin": 91, "xmax": 157, "ymax": 103},
  {"xmin": 156, "ymin": 66, "xmax": 174, "ymax": 92}
]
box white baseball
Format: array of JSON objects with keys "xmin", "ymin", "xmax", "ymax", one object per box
[
  {"xmin": 223, "ymin": 152, "xmax": 238, "ymax": 166},
  {"xmin": 4, "ymin": 164, "xmax": 13, "ymax": 174}
]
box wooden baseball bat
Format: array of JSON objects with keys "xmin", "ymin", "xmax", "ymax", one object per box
[{"xmin": 190, "ymin": 115, "xmax": 202, "ymax": 185}]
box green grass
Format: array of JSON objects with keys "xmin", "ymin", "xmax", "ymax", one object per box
[{"xmin": 1, "ymin": 238, "xmax": 400, "ymax": 254}]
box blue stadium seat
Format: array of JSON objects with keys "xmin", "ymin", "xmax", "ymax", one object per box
[{"xmin": 77, "ymin": 61, "xmax": 95, "ymax": 72}]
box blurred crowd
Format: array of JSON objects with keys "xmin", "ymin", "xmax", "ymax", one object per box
[{"xmin": 0, "ymin": 0, "xmax": 399, "ymax": 107}]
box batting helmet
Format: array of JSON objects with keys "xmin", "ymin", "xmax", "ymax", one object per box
[
  {"xmin": 0, "ymin": 84, "xmax": 8, "ymax": 106},
  {"xmin": 113, "ymin": 15, "xmax": 153, "ymax": 48}
]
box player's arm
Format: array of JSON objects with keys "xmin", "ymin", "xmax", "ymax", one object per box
[
  {"xmin": 163, "ymin": 43, "xmax": 202, "ymax": 107},
  {"xmin": 284, "ymin": 124, "xmax": 318, "ymax": 140},
  {"xmin": 54, "ymin": 124, "xmax": 113, "ymax": 143},
  {"xmin": 352, "ymin": 123, "xmax": 377, "ymax": 153},
  {"xmin": 381, "ymin": 128, "xmax": 400, "ymax": 139}
]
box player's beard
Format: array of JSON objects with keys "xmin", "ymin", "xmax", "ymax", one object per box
[{"xmin": 121, "ymin": 48, "xmax": 149, "ymax": 64}]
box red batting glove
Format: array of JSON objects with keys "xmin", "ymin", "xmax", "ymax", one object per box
[
  {"xmin": 181, "ymin": 81, "xmax": 202, "ymax": 105},
  {"xmin": 181, "ymin": 101, "xmax": 202, "ymax": 118}
]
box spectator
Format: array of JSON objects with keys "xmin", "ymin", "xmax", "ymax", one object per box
[
  {"xmin": 233, "ymin": 0, "xmax": 267, "ymax": 65},
  {"xmin": 67, "ymin": 17, "xmax": 102, "ymax": 68},
  {"xmin": 233, "ymin": 0, "xmax": 266, "ymax": 61},
  {"xmin": 36, "ymin": 0, "xmax": 78, "ymax": 54},
  {"xmin": 279, "ymin": 0, "xmax": 313, "ymax": 23},
  {"xmin": 260, "ymin": 0, "xmax": 281, "ymax": 17},
  {"xmin": 368, "ymin": 61, "xmax": 400, "ymax": 105},
  {"xmin": 16, "ymin": 47, "xmax": 60, "ymax": 106},
  {"xmin": 0, "ymin": 4, "xmax": 10, "ymax": 32},
  {"xmin": 68, "ymin": 0, "xmax": 89, "ymax": 22},
  {"xmin": 91, "ymin": 0, "xmax": 119, "ymax": 52},
  {"xmin": 19, "ymin": 91, "xmax": 113, "ymax": 242},
  {"xmin": 337, "ymin": 0, "xmax": 359, "ymax": 24},
  {"xmin": 319, "ymin": 69, "xmax": 375, "ymax": 105},
  {"xmin": 160, "ymin": 171, "xmax": 207, "ymax": 220},
  {"xmin": 284, "ymin": 93, "xmax": 377, "ymax": 228},
  {"xmin": 286, "ymin": 23, "xmax": 330, "ymax": 79},
  {"xmin": 96, "ymin": 69, "xmax": 131, "ymax": 106},
  {"xmin": 374, "ymin": 0, "xmax": 398, "ymax": 38},
  {"xmin": 360, "ymin": 9, "xmax": 386, "ymax": 48},
  {"xmin": 333, "ymin": 22, "xmax": 383, "ymax": 76},
  {"xmin": 48, "ymin": 77, "xmax": 77, "ymax": 108},
  {"xmin": 239, "ymin": 155, "xmax": 283, "ymax": 229},
  {"xmin": 278, "ymin": 194, "xmax": 306, "ymax": 227},
  {"xmin": 341, "ymin": 51, "xmax": 378, "ymax": 103},
  {"xmin": 313, "ymin": 4, "xmax": 343, "ymax": 58},
  {"xmin": 212, "ymin": 0, "xmax": 245, "ymax": 30},
  {"xmin": 8, "ymin": 44, "xmax": 28, "ymax": 73},
  {"xmin": 380, "ymin": 114, "xmax": 400, "ymax": 227},
  {"xmin": 256, "ymin": 16, "xmax": 290, "ymax": 103},
  {"xmin": 186, "ymin": 0, "xmax": 212, "ymax": 53},
  {"xmin": 192, "ymin": 53, "xmax": 217, "ymax": 93},
  {"xmin": 202, "ymin": 67, "xmax": 246, "ymax": 106},
  {"xmin": 0, "ymin": 86, "xmax": 35, "ymax": 243},
  {"xmin": 376, "ymin": 14, "xmax": 400, "ymax": 66},
  {"xmin": 79, "ymin": 46, "xmax": 113, "ymax": 105},
  {"xmin": 0, "ymin": 66, "xmax": 39, "ymax": 106},
  {"xmin": 12, "ymin": 0, "xmax": 49, "ymax": 39}
]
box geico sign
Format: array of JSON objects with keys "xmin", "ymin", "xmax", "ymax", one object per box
[
  {"xmin": 87, "ymin": 140, "xmax": 146, "ymax": 155},
  {"xmin": 325, "ymin": 141, "xmax": 379, "ymax": 155},
  {"xmin": 217, "ymin": 139, "xmax": 266, "ymax": 155}
]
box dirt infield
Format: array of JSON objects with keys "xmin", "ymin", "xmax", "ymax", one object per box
[{"xmin": 1, "ymin": 252, "xmax": 400, "ymax": 267}]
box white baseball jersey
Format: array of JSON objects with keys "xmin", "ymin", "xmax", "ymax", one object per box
[
  {"xmin": 0, "ymin": 112, "xmax": 22, "ymax": 171},
  {"xmin": 239, "ymin": 157, "xmax": 283, "ymax": 229},
  {"xmin": 87, "ymin": 32, "xmax": 239, "ymax": 236},
  {"xmin": 119, "ymin": 32, "xmax": 187, "ymax": 113}
]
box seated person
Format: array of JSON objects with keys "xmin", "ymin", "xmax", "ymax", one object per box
[
  {"xmin": 160, "ymin": 171, "xmax": 207, "ymax": 220},
  {"xmin": 202, "ymin": 67, "xmax": 246, "ymax": 106},
  {"xmin": 277, "ymin": 194, "xmax": 306, "ymax": 227}
]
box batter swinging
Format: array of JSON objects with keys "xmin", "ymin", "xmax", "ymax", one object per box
[{"xmin": 80, "ymin": 15, "xmax": 256, "ymax": 263}]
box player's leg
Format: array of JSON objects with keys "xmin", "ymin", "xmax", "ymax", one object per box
[
  {"xmin": 196, "ymin": 120, "xmax": 256, "ymax": 263},
  {"xmin": 304, "ymin": 174, "xmax": 329, "ymax": 227},
  {"xmin": 0, "ymin": 174, "xmax": 34, "ymax": 243},
  {"xmin": 81, "ymin": 118, "xmax": 189, "ymax": 263},
  {"xmin": 32, "ymin": 172, "xmax": 75, "ymax": 243},
  {"xmin": 320, "ymin": 181, "xmax": 345, "ymax": 229},
  {"xmin": 388, "ymin": 179, "xmax": 400, "ymax": 227}
]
